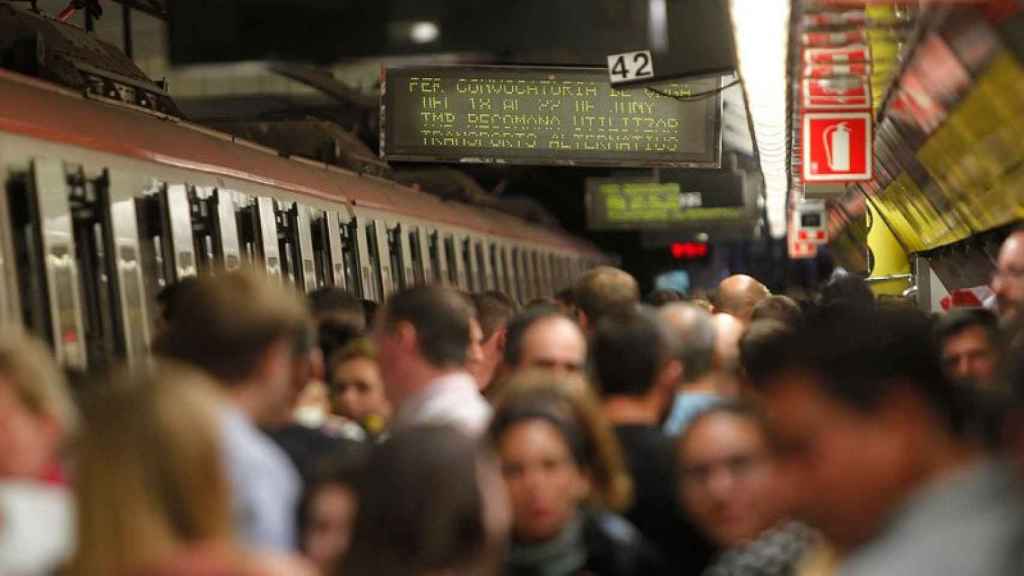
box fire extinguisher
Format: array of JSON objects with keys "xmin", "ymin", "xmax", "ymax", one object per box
[{"xmin": 823, "ymin": 122, "xmax": 850, "ymax": 172}]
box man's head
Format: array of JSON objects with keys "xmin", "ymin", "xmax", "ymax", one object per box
[
  {"xmin": 309, "ymin": 288, "xmax": 367, "ymax": 333},
  {"xmin": 677, "ymin": 401, "xmax": 785, "ymax": 549},
  {"xmin": 592, "ymin": 308, "xmax": 682, "ymax": 413},
  {"xmin": 993, "ymin": 230, "xmax": 1024, "ymax": 324},
  {"xmin": 934, "ymin": 308, "xmax": 1001, "ymax": 388},
  {"xmin": 573, "ymin": 266, "xmax": 640, "ymax": 333},
  {"xmin": 468, "ymin": 291, "xmax": 518, "ymax": 390},
  {"xmin": 0, "ymin": 333, "xmax": 78, "ymax": 479},
  {"xmin": 714, "ymin": 275, "xmax": 770, "ymax": 324},
  {"xmin": 750, "ymin": 295, "xmax": 802, "ymax": 327},
  {"xmin": 373, "ymin": 286, "xmax": 474, "ymax": 405},
  {"xmin": 748, "ymin": 304, "xmax": 969, "ymax": 550},
  {"xmin": 658, "ymin": 303, "xmax": 717, "ymax": 385},
  {"xmin": 154, "ymin": 269, "xmax": 313, "ymax": 425},
  {"xmin": 712, "ymin": 313, "xmax": 746, "ymax": 374},
  {"xmin": 504, "ymin": 307, "xmax": 587, "ymax": 378}
]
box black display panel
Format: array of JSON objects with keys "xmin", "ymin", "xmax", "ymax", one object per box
[
  {"xmin": 381, "ymin": 66, "xmax": 723, "ymax": 168},
  {"xmin": 585, "ymin": 171, "xmax": 745, "ymax": 230}
]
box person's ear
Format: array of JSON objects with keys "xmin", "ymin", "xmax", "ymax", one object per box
[
  {"xmin": 395, "ymin": 321, "xmax": 418, "ymax": 353},
  {"xmin": 495, "ymin": 328, "xmax": 508, "ymax": 354}
]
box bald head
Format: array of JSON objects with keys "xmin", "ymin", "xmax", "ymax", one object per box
[
  {"xmin": 513, "ymin": 315, "xmax": 587, "ymax": 377},
  {"xmin": 994, "ymin": 230, "xmax": 1024, "ymax": 323},
  {"xmin": 574, "ymin": 266, "xmax": 640, "ymax": 331},
  {"xmin": 659, "ymin": 303, "xmax": 717, "ymax": 383},
  {"xmin": 716, "ymin": 275, "xmax": 770, "ymax": 324},
  {"xmin": 712, "ymin": 313, "xmax": 745, "ymax": 373}
]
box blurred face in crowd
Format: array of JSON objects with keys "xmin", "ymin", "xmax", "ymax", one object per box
[
  {"xmin": 678, "ymin": 412, "xmax": 780, "ymax": 548},
  {"xmin": 516, "ymin": 317, "xmax": 587, "ymax": 377},
  {"xmin": 466, "ymin": 318, "xmax": 487, "ymax": 385},
  {"xmin": 941, "ymin": 326, "xmax": 999, "ymax": 387},
  {"xmin": 304, "ymin": 484, "xmax": 358, "ymax": 575},
  {"xmin": 758, "ymin": 370, "xmax": 914, "ymax": 551},
  {"xmin": 0, "ymin": 375, "xmax": 59, "ymax": 479},
  {"xmin": 331, "ymin": 356, "xmax": 391, "ymax": 424},
  {"xmin": 993, "ymin": 231, "xmax": 1024, "ymax": 323},
  {"xmin": 497, "ymin": 419, "xmax": 590, "ymax": 542}
]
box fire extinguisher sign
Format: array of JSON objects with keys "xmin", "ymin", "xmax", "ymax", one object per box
[{"xmin": 802, "ymin": 112, "xmax": 872, "ymax": 182}]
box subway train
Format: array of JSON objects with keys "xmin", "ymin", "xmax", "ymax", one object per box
[{"xmin": 0, "ymin": 67, "xmax": 604, "ymax": 372}]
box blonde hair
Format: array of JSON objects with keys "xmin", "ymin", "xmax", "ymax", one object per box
[
  {"xmin": 489, "ymin": 370, "xmax": 633, "ymax": 512},
  {"xmin": 329, "ymin": 337, "xmax": 377, "ymax": 370},
  {"xmin": 68, "ymin": 362, "xmax": 232, "ymax": 576},
  {"xmin": 0, "ymin": 332, "xmax": 78, "ymax": 436}
]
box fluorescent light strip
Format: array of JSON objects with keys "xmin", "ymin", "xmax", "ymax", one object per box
[{"xmin": 729, "ymin": 0, "xmax": 791, "ymax": 238}]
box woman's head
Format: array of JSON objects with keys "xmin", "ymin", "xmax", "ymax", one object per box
[
  {"xmin": 70, "ymin": 363, "xmax": 230, "ymax": 575},
  {"xmin": 341, "ymin": 426, "xmax": 509, "ymax": 576},
  {"xmin": 328, "ymin": 338, "xmax": 391, "ymax": 427},
  {"xmin": 676, "ymin": 400, "xmax": 784, "ymax": 549},
  {"xmin": 299, "ymin": 445, "xmax": 371, "ymax": 575},
  {"xmin": 488, "ymin": 371, "xmax": 631, "ymax": 543}
]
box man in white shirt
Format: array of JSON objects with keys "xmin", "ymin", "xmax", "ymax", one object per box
[{"xmin": 374, "ymin": 286, "xmax": 491, "ymax": 437}]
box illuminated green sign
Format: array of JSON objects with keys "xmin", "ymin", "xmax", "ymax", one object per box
[
  {"xmin": 382, "ymin": 65, "xmax": 722, "ymax": 168},
  {"xmin": 587, "ymin": 179, "xmax": 747, "ymax": 230}
]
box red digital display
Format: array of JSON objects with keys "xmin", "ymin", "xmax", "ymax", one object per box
[{"xmin": 670, "ymin": 242, "xmax": 709, "ymax": 260}]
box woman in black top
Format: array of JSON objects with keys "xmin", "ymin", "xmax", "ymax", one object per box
[{"xmin": 489, "ymin": 371, "xmax": 663, "ymax": 576}]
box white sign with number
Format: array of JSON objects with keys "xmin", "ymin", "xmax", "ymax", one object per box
[{"xmin": 607, "ymin": 50, "xmax": 655, "ymax": 85}]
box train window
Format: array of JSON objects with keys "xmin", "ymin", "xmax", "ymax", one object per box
[
  {"xmin": 340, "ymin": 218, "xmax": 361, "ymax": 296},
  {"xmin": 408, "ymin": 228, "xmax": 426, "ymax": 286},
  {"xmin": 311, "ymin": 210, "xmax": 339, "ymax": 291},
  {"xmin": 274, "ymin": 201, "xmax": 301, "ymax": 286},
  {"xmin": 510, "ymin": 247, "xmax": 523, "ymax": 304},
  {"xmin": 427, "ymin": 230, "xmax": 444, "ymax": 284},
  {"xmin": 66, "ymin": 168, "xmax": 122, "ymax": 369},
  {"xmin": 364, "ymin": 222, "xmax": 385, "ymax": 300},
  {"xmin": 235, "ymin": 197, "xmax": 259, "ymax": 266},
  {"xmin": 6, "ymin": 161, "xmax": 88, "ymax": 369},
  {"xmin": 444, "ymin": 235, "xmax": 459, "ymax": 286},
  {"xmin": 499, "ymin": 245, "xmax": 512, "ymax": 297},
  {"xmin": 387, "ymin": 225, "xmax": 405, "ymax": 290},
  {"xmin": 475, "ymin": 240, "xmax": 488, "ymax": 291},
  {"xmin": 255, "ymin": 197, "xmax": 282, "ymax": 278},
  {"xmin": 461, "ymin": 236, "xmax": 476, "ymax": 292}
]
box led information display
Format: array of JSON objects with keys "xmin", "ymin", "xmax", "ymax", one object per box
[
  {"xmin": 586, "ymin": 178, "xmax": 746, "ymax": 230},
  {"xmin": 381, "ymin": 66, "xmax": 723, "ymax": 168}
]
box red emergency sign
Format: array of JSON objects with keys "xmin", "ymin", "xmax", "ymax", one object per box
[
  {"xmin": 802, "ymin": 112, "xmax": 873, "ymax": 182},
  {"xmin": 803, "ymin": 77, "xmax": 871, "ymax": 110},
  {"xmin": 803, "ymin": 45, "xmax": 870, "ymax": 65}
]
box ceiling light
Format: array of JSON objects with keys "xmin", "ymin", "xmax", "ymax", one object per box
[{"xmin": 409, "ymin": 21, "xmax": 440, "ymax": 44}]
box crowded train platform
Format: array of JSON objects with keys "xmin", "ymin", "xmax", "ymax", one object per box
[{"xmin": 1, "ymin": 0, "xmax": 1024, "ymax": 575}]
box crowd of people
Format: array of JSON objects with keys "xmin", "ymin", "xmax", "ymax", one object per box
[{"xmin": 3, "ymin": 228, "xmax": 1024, "ymax": 576}]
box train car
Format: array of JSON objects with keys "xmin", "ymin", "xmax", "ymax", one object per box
[{"xmin": 0, "ymin": 67, "xmax": 604, "ymax": 371}]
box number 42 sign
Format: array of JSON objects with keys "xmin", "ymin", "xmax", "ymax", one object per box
[{"xmin": 607, "ymin": 50, "xmax": 654, "ymax": 86}]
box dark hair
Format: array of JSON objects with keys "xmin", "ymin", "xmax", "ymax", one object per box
[
  {"xmin": 310, "ymin": 288, "xmax": 366, "ymax": 329},
  {"xmin": 739, "ymin": 320, "xmax": 795, "ymax": 377},
  {"xmin": 750, "ymin": 295, "xmax": 802, "ymax": 326},
  {"xmin": 748, "ymin": 304, "xmax": 968, "ymax": 435},
  {"xmin": 573, "ymin": 266, "xmax": 640, "ymax": 327},
  {"xmin": 819, "ymin": 274, "xmax": 874, "ymax": 310},
  {"xmin": 555, "ymin": 288, "xmax": 576, "ymax": 308},
  {"xmin": 472, "ymin": 291, "xmax": 518, "ymax": 340},
  {"xmin": 933, "ymin": 308, "xmax": 1000, "ymax": 350},
  {"xmin": 592, "ymin": 308, "xmax": 677, "ymax": 397},
  {"xmin": 647, "ymin": 289, "xmax": 683, "ymax": 307},
  {"xmin": 298, "ymin": 443, "xmax": 372, "ymax": 555},
  {"xmin": 341, "ymin": 426, "xmax": 493, "ymax": 576},
  {"xmin": 679, "ymin": 399, "xmax": 768, "ymax": 450},
  {"xmin": 381, "ymin": 286, "xmax": 472, "ymax": 368},
  {"xmin": 155, "ymin": 276, "xmax": 200, "ymax": 325},
  {"xmin": 503, "ymin": 305, "xmax": 575, "ymax": 367}
]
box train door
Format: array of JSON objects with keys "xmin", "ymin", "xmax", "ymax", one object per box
[
  {"xmin": 428, "ymin": 228, "xmax": 448, "ymax": 286},
  {"xmin": 409, "ymin": 223, "xmax": 430, "ymax": 286},
  {"xmin": 387, "ymin": 221, "xmax": 414, "ymax": 291},
  {"xmin": 311, "ymin": 209, "xmax": 348, "ymax": 292},
  {"xmin": 0, "ymin": 153, "xmax": 22, "ymax": 330},
  {"xmin": 475, "ymin": 237, "xmax": 493, "ymax": 291},
  {"xmin": 443, "ymin": 231, "xmax": 463, "ymax": 290},
  {"xmin": 464, "ymin": 234, "xmax": 479, "ymax": 293},
  {"xmin": 236, "ymin": 196, "xmax": 283, "ymax": 278},
  {"xmin": 275, "ymin": 202, "xmax": 318, "ymax": 293},
  {"xmin": 498, "ymin": 243, "xmax": 514, "ymax": 299},
  {"xmin": 188, "ymin": 187, "xmax": 242, "ymax": 273},
  {"xmin": 6, "ymin": 159, "xmax": 88, "ymax": 368},
  {"xmin": 351, "ymin": 216, "xmax": 377, "ymax": 301},
  {"xmin": 370, "ymin": 218, "xmax": 396, "ymax": 298}
]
